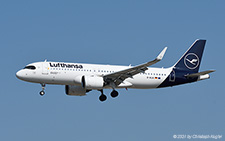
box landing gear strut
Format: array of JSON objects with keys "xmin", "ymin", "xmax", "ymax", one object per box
[
  {"xmin": 40, "ymin": 83, "xmax": 46, "ymax": 96},
  {"xmin": 99, "ymin": 90, "xmax": 107, "ymax": 102},
  {"xmin": 111, "ymin": 90, "xmax": 119, "ymax": 98}
]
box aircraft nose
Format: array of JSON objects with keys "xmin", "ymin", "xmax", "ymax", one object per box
[{"xmin": 16, "ymin": 70, "xmax": 24, "ymax": 80}]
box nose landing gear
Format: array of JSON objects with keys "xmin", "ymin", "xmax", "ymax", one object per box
[
  {"xmin": 40, "ymin": 90, "xmax": 45, "ymax": 96},
  {"xmin": 39, "ymin": 83, "xmax": 46, "ymax": 96}
]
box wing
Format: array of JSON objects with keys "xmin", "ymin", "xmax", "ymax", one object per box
[{"xmin": 103, "ymin": 47, "xmax": 168, "ymax": 86}]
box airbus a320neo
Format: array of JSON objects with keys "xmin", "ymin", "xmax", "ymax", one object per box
[{"xmin": 16, "ymin": 39, "xmax": 215, "ymax": 101}]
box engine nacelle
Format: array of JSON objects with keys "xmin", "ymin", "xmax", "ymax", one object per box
[
  {"xmin": 74, "ymin": 75, "xmax": 83, "ymax": 85},
  {"xmin": 83, "ymin": 75, "xmax": 104, "ymax": 89},
  {"xmin": 73, "ymin": 75, "xmax": 104, "ymax": 89},
  {"xmin": 65, "ymin": 85, "xmax": 86, "ymax": 96}
]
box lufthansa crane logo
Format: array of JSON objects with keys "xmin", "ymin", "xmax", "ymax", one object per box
[{"xmin": 184, "ymin": 53, "xmax": 199, "ymax": 69}]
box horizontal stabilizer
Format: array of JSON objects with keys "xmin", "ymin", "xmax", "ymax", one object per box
[{"xmin": 185, "ymin": 70, "xmax": 215, "ymax": 78}]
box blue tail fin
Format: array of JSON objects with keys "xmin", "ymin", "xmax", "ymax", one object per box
[{"xmin": 173, "ymin": 39, "xmax": 206, "ymax": 73}]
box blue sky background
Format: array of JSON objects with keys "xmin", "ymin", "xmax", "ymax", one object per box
[{"xmin": 0, "ymin": 0, "xmax": 224, "ymax": 140}]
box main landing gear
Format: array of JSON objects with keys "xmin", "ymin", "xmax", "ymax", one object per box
[
  {"xmin": 98, "ymin": 89, "xmax": 119, "ymax": 102},
  {"xmin": 39, "ymin": 83, "xmax": 46, "ymax": 96},
  {"xmin": 111, "ymin": 90, "xmax": 119, "ymax": 98},
  {"xmin": 99, "ymin": 90, "xmax": 107, "ymax": 102}
]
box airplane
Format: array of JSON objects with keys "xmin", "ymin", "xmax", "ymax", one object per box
[{"xmin": 16, "ymin": 39, "xmax": 215, "ymax": 102}]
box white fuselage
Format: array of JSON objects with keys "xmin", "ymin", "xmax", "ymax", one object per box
[{"xmin": 16, "ymin": 61, "xmax": 173, "ymax": 89}]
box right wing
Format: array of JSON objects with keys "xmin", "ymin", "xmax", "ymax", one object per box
[{"xmin": 103, "ymin": 47, "xmax": 168, "ymax": 86}]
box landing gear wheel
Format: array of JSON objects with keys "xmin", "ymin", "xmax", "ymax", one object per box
[
  {"xmin": 111, "ymin": 90, "xmax": 119, "ymax": 98},
  {"xmin": 99, "ymin": 94, "xmax": 107, "ymax": 102},
  {"xmin": 40, "ymin": 91, "xmax": 45, "ymax": 96},
  {"xmin": 39, "ymin": 83, "xmax": 46, "ymax": 96}
]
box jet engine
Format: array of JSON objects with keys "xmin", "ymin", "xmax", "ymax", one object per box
[
  {"xmin": 65, "ymin": 85, "xmax": 87, "ymax": 96},
  {"xmin": 82, "ymin": 75, "xmax": 104, "ymax": 89},
  {"xmin": 74, "ymin": 75, "xmax": 104, "ymax": 89}
]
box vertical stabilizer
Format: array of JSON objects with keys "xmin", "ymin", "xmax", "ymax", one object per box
[{"xmin": 173, "ymin": 39, "xmax": 206, "ymax": 73}]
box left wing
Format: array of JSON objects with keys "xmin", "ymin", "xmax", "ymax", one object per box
[{"xmin": 103, "ymin": 47, "xmax": 168, "ymax": 86}]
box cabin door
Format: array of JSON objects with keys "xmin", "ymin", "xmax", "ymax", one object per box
[
  {"xmin": 169, "ymin": 70, "xmax": 175, "ymax": 82},
  {"xmin": 42, "ymin": 62, "xmax": 49, "ymax": 75}
]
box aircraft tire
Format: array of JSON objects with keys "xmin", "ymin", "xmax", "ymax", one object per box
[
  {"xmin": 99, "ymin": 94, "xmax": 107, "ymax": 102},
  {"xmin": 40, "ymin": 91, "xmax": 45, "ymax": 96},
  {"xmin": 111, "ymin": 90, "xmax": 119, "ymax": 98}
]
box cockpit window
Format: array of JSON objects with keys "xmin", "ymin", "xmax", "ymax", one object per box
[{"xmin": 24, "ymin": 65, "xmax": 36, "ymax": 70}]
